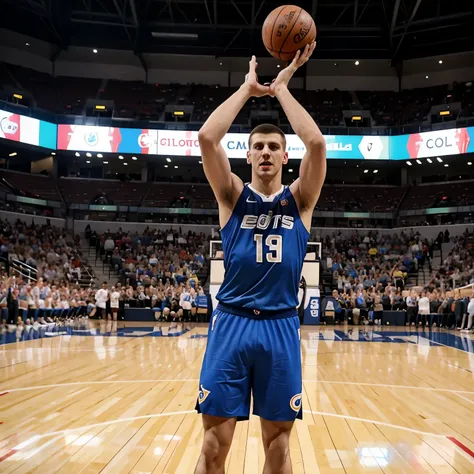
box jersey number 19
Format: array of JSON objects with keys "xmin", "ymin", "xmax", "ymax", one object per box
[{"xmin": 254, "ymin": 234, "xmax": 282, "ymax": 263}]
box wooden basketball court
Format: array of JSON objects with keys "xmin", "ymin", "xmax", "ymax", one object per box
[{"xmin": 1, "ymin": 321, "xmax": 474, "ymax": 473}]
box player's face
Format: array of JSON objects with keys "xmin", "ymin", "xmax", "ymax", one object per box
[{"xmin": 247, "ymin": 133, "xmax": 288, "ymax": 179}]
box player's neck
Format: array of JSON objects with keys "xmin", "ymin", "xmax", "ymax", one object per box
[{"xmin": 250, "ymin": 176, "xmax": 283, "ymax": 198}]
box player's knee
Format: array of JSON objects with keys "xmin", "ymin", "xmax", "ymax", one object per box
[
  {"xmin": 261, "ymin": 422, "xmax": 292, "ymax": 456},
  {"xmin": 201, "ymin": 429, "xmax": 232, "ymax": 464}
]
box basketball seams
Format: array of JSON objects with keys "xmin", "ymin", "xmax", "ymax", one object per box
[
  {"xmin": 269, "ymin": 5, "xmax": 287, "ymax": 51},
  {"xmin": 279, "ymin": 7, "xmax": 302, "ymax": 55}
]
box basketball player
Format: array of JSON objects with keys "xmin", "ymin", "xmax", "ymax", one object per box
[{"xmin": 195, "ymin": 42, "xmax": 324, "ymax": 474}]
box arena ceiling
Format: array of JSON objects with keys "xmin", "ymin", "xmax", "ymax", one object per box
[{"xmin": 1, "ymin": 0, "xmax": 473, "ymax": 61}]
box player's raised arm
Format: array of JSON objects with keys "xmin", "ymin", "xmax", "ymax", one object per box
[
  {"xmin": 270, "ymin": 42, "xmax": 326, "ymax": 221},
  {"xmin": 198, "ymin": 56, "xmax": 269, "ymax": 205}
]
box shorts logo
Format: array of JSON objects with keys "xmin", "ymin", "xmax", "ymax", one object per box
[
  {"xmin": 198, "ymin": 385, "xmax": 210, "ymax": 404},
  {"xmin": 253, "ymin": 309, "xmax": 260, "ymax": 315},
  {"xmin": 290, "ymin": 393, "xmax": 302, "ymax": 412},
  {"xmin": 212, "ymin": 314, "xmax": 218, "ymax": 331}
]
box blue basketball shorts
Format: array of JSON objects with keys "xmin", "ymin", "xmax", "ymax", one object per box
[{"xmin": 195, "ymin": 303, "xmax": 302, "ymax": 422}]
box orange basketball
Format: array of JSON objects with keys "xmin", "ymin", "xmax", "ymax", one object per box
[{"xmin": 262, "ymin": 5, "xmax": 316, "ymax": 61}]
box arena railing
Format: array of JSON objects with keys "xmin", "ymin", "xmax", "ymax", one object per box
[{"xmin": 9, "ymin": 259, "xmax": 37, "ymax": 283}]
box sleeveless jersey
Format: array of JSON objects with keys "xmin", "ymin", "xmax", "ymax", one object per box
[{"xmin": 216, "ymin": 184, "xmax": 310, "ymax": 311}]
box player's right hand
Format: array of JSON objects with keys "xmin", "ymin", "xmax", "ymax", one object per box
[
  {"xmin": 269, "ymin": 41, "xmax": 316, "ymax": 96},
  {"xmin": 243, "ymin": 56, "xmax": 271, "ymax": 98}
]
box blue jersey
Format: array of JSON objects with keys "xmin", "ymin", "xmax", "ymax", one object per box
[{"xmin": 216, "ymin": 184, "xmax": 309, "ymax": 311}]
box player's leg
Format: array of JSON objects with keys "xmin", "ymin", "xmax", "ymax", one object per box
[
  {"xmin": 260, "ymin": 419, "xmax": 294, "ymax": 474},
  {"xmin": 195, "ymin": 310, "xmax": 254, "ymax": 470},
  {"xmin": 253, "ymin": 315, "xmax": 302, "ymax": 471},
  {"xmin": 194, "ymin": 415, "xmax": 236, "ymax": 474}
]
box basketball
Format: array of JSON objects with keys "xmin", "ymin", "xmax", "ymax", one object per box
[{"xmin": 262, "ymin": 5, "xmax": 316, "ymax": 61}]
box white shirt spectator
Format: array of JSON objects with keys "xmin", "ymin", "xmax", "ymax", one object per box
[
  {"xmin": 104, "ymin": 238, "xmax": 115, "ymax": 251},
  {"xmin": 468, "ymin": 298, "xmax": 474, "ymax": 317},
  {"xmin": 110, "ymin": 291, "xmax": 120, "ymax": 309},
  {"xmin": 95, "ymin": 288, "xmax": 108, "ymax": 309},
  {"xmin": 180, "ymin": 291, "xmax": 193, "ymax": 310},
  {"xmin": 418, "ymin": 296, "xmax": 430, "ymax": 315},
  {"xmin": 406, "ymin": 296, "xmax": 418, "ymax": 307}
]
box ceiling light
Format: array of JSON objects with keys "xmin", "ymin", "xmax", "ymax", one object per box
[
  {"xmin": 97, "ymin": 153, "xmax": 103, "ymax": 158},
  {"xmin": 416, "ymin": 159, "xmax": 422, "ymax": 164},
  {"xmin": 427, "ymin": 158, "xmax": 432, "ymax": 163},
  {"xmin": 119, "ymin": 155, "xmax": 124, "ymax": 160},
  {"xmin": 439, "ymin": 60, "xmax": 443, "ymax": 64},
  {"xmin": 8, "ymin": 152, "xmax": 17, "ymax": 157},
  {"xmin": 198, "ymin": 161, "xmax": 202, "ymax": 164},
  {"xmin": 334, "ymin": 62, "xmax": 338, "ymax": 66},
  {"xmin": 166, "ymin": 158, "xmax": 171, "ymax": 163},
  {"xmin": 373, "ymin": 169, "xmax": 378, "ymax": 173},
  {"xmin": 437, "ymin": 157, "xmax": 443, "ymax": 162},
  {"xmin": 51, "ymin": 152, "xmax": 56, "ymax": 156},
  {"xmin": 363, "ymin": 169, "xmax": 369, "ymax": 173},
  {"xmin": 468, "ymin": 162, "xmax": 472, "ymax": 165},
  {"xmin": 426, "ymin": 75, "xmax": 429, "ymax": 79},
  {"xmin": 132, "ymin": 156, "xmax": 137, "ymax": 160},
  {"xmin": 86, "ymin": 152, "xmax": 92, "ymax": 158},
  {"xmin": 75, "ymin": 152, "xmax": 80, "ymax": 157},
  {"xmin": 25, "ymin": 42, "xmax": 30, "ymax": 46},
  {"xmin": 174, "ymin": 165, "xmax": 178, "ymax": 169},
  {"xmin": 123, "ymin": 163, "xmax": 128, "ymax": 166},
  {"xmin": 289, "ymin": 169, "xmax": 293, "ymax": 172},
  {"xmin": 164, "ymin": 165, "xmax": 168, "ymax": 168},
  {"xmin": 406, "ymin": 161, "xmax": 412, "ymax": 166},
  {"xmin": 277, "ymin": 65, "xmax": 281, "ymax": 68},
  {"xmin": 103, "ymin": 161, "xmax": 108, "ymax": 164},
  {"xmin": 86, "ymin": 160, "xmax": 90, "ymax": 164},
  {"xmin": 444, "ymin": 164, "xmax": 449, "ymax": 167},
  {"xmin": 219, "ymin": 62, "xmax": 223, "ymax": 66},
  {"xmin": 93, "ymin": 49, "xmax": 98, "ymax": 54},
  {"xmin": 355, "ymin": 60, "xmax": 360, "ymax": 66}
]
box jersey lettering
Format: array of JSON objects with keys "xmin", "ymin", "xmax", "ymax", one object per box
[{"xmin": 241, "ymin": 214, "xmax": 294, "ymax": 231}]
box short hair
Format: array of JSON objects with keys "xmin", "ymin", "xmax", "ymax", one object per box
[{"xmin": 248, "ymin": 124, "xmax": 286, "ymax": 150}]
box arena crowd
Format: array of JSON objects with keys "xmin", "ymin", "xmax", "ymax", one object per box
[
  {"xmin": 1, "ymin": 219, "xmax": 474, "ymax": 341},
  {"xmin": 322, "ymin": 228, "xmax": 474, "ymax": 331}
]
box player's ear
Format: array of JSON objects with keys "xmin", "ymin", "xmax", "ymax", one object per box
[
  {"xmin": 282, "ymin": 152, "xmax": 289, "ymax": 165},
  {"xmin": 247, "ymin": 151, "xmax": 251, "ymax": 164}
]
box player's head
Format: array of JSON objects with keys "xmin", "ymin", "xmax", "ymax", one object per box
[{"xmin": 247, "ymin": 124, "xmax": 288, "ymax": 180}]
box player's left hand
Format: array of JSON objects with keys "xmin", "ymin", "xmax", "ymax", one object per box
[{"xmin": 269, "ymin": 41, "xmax": 316, "ymax": 96}]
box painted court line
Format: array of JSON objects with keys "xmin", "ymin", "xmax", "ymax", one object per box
[
  {"xmin": 426, "ymin": 339, "xmax": 474, "ymax": 354},
  {"xmin": 0, "ymin": 449, "xmax": 17, "ymax": 462},
  {"xmin": 447, "ymin": 437, "xmax": 474, "ymax": 460},
  {"xmin": 454, "ymin": 393, "xmax": 474, "ymax": 405},
  {"xmin": 8, "ymin": 410, "xmax": 196, "ymax": 451},
  {"xmin": 3, "ymin": 409, "xmax": 452, "ymax": 456},
  {"xmin": 0, "ymin": 380, "xmax": 199, "ymax": 393},
  {"xmin": 2, "ymin": 379, "xmax": 474, "ymax": 395},
  {"xmin": 303, "ymin": 380, "xmax": 474, "ymax": 394},
  {"xmin": 302, "ymin": 410, "xmax": 448, "ymax": 438}
]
